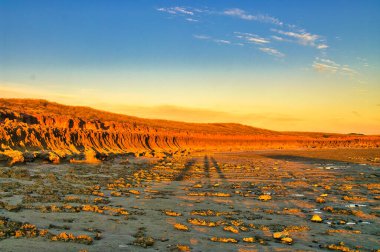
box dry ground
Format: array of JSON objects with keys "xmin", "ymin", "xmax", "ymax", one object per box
[{"xmin": 0, "ymin": 149, "xmax": 379, "ymax": 251}]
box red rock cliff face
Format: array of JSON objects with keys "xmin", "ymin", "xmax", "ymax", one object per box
[{"xmin": 0, "ymin": 99, "xmax": 379, "ymax": 164}]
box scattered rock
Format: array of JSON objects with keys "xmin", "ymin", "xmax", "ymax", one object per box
[
  {"xmin": 311, "ymin": 215, "xmax": 323, "ymax": 223},
  {"xmin": 133, "ymin": 236, "xmax": 155, "ymax": 248},
  {"xmin": 258, "ymin": 195, "xmax": 272, "ymax": 201},
  {"xmin": 210, "ymin": 237, "xmax": 238, "ymax": 243},
  {"xmin": 174, "ymin": 223, "xmax": 189, "ymax": 231}
]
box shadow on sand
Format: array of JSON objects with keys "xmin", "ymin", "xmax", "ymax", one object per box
[
  {"xmin": 174, "ymin": 156, "xmax": 230, "ymax": 182},
  {"xmin": 261, "ymin": 154, "xmax": 357, "ymax": 167},
  {"xmin": 174, "ymin": 159, "xmax": 196, "ymax": 181},
  {"xmin": 210, "ymin": 156, "xmax": 226, "ymax": 181}
]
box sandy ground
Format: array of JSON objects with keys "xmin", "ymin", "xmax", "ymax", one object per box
[{"xmin": 0, "ymin": 149, "xmax": 379, "ymax": 252}]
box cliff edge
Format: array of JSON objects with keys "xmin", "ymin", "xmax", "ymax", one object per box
[{"xmin": 1, "ymin": 98, "xmax": 379, "ymax": 165}]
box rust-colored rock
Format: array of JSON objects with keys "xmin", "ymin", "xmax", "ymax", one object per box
[{"xmin": 1, "ymin": 98, "xmax": 379, "ymax": 165}]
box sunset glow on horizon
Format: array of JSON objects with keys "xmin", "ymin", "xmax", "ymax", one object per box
[{"xmin": 1, "ymin": 1, "xmax": 379, "ymax": 134}]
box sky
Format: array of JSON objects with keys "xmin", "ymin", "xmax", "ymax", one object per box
[{"xmin": 1, "ymin": 0, "xmax": 380, "ymax": 134}]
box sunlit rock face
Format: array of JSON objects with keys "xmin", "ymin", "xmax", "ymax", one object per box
[{"xmin": 1, "ymin": 98, "xmax": 379, "ymax": 165}]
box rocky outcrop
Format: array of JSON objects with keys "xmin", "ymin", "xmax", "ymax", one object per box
[{"xmin": 0, "ymin": 98, "xmax": 379, "ymax": 165}]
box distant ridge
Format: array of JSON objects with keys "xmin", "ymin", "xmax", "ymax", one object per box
[
  {"xmin": 1, "ymin": 98, "xmax": 379, "ymax": 165},
  {"xmin": 0, "ymin": 98, "xmax": 277, "ymax": 135}
]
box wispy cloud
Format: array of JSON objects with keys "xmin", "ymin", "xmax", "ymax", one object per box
[
  {"xmin": 259, "ymin": 47, "xmax": 285, "ymax": 58},
  {"xmin": 223, "ymin": 8, "xmax": 283, "ymax": 26},
  {"xmin": 317, "ymin": 44, "xmax": 328, "ymax": 49},
  {"xmin": 159, "ymin": 6, "xmax": 333, "ymax": 61},
  {"xmin": 157, "ymin": 7, "xmax": 196, "ymax": 16},
  {"xmin": 313, "ymin": 58, "xmax": 358, "ymax": 76},
  {"xmin": 341, "ymin": 66, "xmax": 358, "ymax": 75},
  {"xmin": 248, "ymin": 37, "xmax": 270, "ymax": 44},
  {"xmin": 312, "ymin": 58, "xmax": 340, "ymax": 73},
  {"xmin": 318, "ymin": 58, "xmax": 340, "ymax": 67},
  {"xmin": 312, "ymin": 62, "xmax": 339, "ymax": 73},
  {"xmin": 234, "ymin": 32, "xmax": 285, "ymax": 58},
  {"xmin": 357, "ymin": 57, "xmax": 370, "ymax": 67},
  {"xmin": 271, "ymin": 35, "xmax": 286, "ymax": 42},
  {"xmin": 214, "ymin": 39, "xmax": 231, "ymax": 45},
  {"xmin": 157, "ymin": 6, "xmax": 206, "ymax": 22},
  {"xmin": 193, "ymin": 34, "xmax": 232, "ymax": 46},
  {"xmin": 235, "ymin": 32, "xmax": 270, "ymax": 44},
  {"xmin": 186, "ymin": 18, "xmax": 199, "ymax": 22},
  {"xmin": 193, "ymin": 34, "xmax": 210, "ymax": 40},
  {"xmin": 271, "ymin": 28, "xmax": 328, "ymax": 51},
  {"xmin": 272, "ymin": 29, "xmax": 319, "ymax": 46}
]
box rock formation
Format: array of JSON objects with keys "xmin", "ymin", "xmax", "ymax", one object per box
[{"xmin": 0, "ymin": 98, "xmax": 379, "ymax": 165}]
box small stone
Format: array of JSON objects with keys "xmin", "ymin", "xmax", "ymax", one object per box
[
  {"xmin": 311, "ymin": 215, "xmax": 323, "ymax": 223},
  {"xmin": 174, "ymin": 223, "xmax": 189, "ymax": 231},
  {"xmin": 242, "ymin": 237, "xmax": 256, "ymax": 243},
  {"xmin": 258, "ymin": 195, "xmax": 272, "ymax": 201},
  {"xmin": 315, "ymin": 197, "xmax": 326, "ymax": 203},
  {"xmin": 273, "ymin": 232, "xmax": 287, "ymax": 239},
  {"xmin": 281, "ymin": 237, "xmax": 293, "ymax": 244}
]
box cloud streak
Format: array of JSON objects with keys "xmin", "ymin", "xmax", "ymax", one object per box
[
  {"xmin": 193, "ymin": 34, "xmax": 210, "ymax": 40},
  {"xmin": 312, "ymin": 62, "xmax": 339, "ymax": 73},
  {"xmin": 158, "ymin": 6, "xmax": 337, "ymax": 62},
  {"xmin": 271, "ymin": 35, "xmax": 287, "ymax": 42},
  {"xmin": 223, "ymin": 8, "xmax": 283, "ymax": 26},
  {"xmin": 193, "ymin": 34, "xmax": 232, "ymax": 46},
  {"xmin": 186, "ymin": 18, "xmax": 199, "ymax": 22},
  {"xmin": 214, "ymin": 39, "xmax": 231, "ymax": 45},
  {"xmin": 157, "ymin": 7, "xmax": 196, "ymax": 16},
  {"xmin": 157, "ymin": 6, "xmax": 205, "ymax": 22},
  {"xmin": 317, "ymin": 44, "xmax": 328, "ymax": 49},
  {"xmin": 270, "ymin": 27, "xmax": 329, "ymax": 51},
  {"xmin": 259, "ymin": 47, "xmax": 285, "ymax": 58},
  {"xmin": 234, "ymin": 32, "xmax": 270, "ymax": 44},
  {"xmin": 271, "ymin": 28, "xmax": 327, "ymax": 49},
  {"xmin": 312, "ymin": 58, "xmax": 358, "ymax": 76}
]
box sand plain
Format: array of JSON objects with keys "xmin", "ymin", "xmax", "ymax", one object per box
[{"xmin": 0, "ymin": 149, "xmax": 379, "ymax": 252}]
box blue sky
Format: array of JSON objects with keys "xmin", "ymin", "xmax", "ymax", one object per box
[{"xmin": 1, "ymin": 0, "xmax": 379, "ymax": 133}]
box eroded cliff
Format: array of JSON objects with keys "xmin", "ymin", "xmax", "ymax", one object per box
[{"xmin": 1, "ymin": 98, "xmax": 379, "ymax": 165}]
